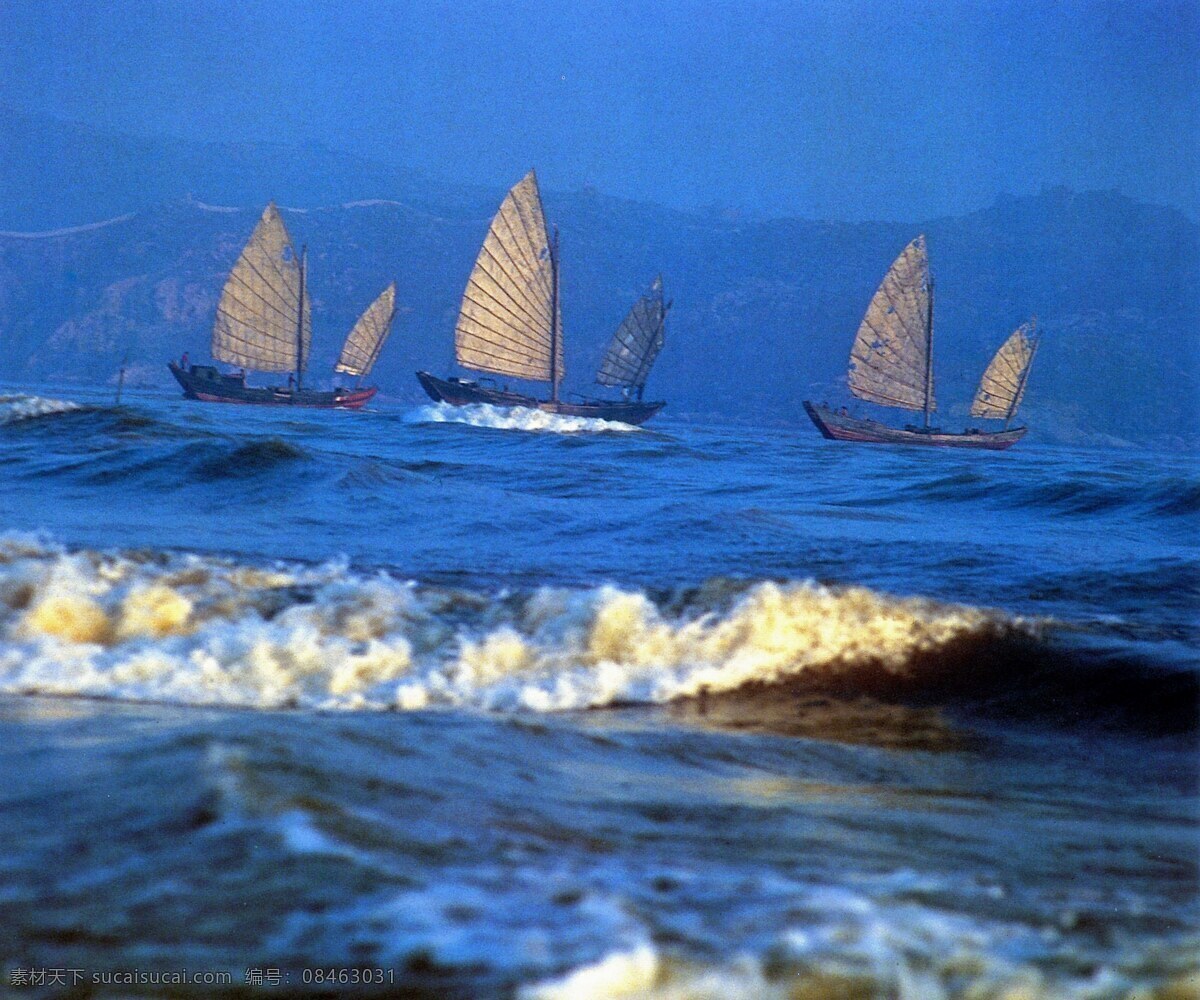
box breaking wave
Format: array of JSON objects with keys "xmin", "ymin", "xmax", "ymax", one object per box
[
  {"xmin": 0, "ymin": 394, "xmax": 82, "ymax": 424},
  {"xmin": 407, "ymin": 402, "xmax": 640, "ymax": 434},
  {"xmin": 0, "ymin": 533, "xmax": 1034, "ymax": 715}
]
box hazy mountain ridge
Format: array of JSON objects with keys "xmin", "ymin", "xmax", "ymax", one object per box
[
  {"xmin": 0, "ymin": 106, "xmax": 499, "ymax": 232},
  {"xmin": 0, "ymin": 182, "xmax": 1194, "ymax": 443}
]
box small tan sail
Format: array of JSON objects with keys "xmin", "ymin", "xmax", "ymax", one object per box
[
  {"xmin": 972, "ymin": 320, "xmax": 1039, "ymax": 420},
  {"xmin": 848, "ymin": 235, "xmax": 934, "ymax": 412},
  {"xmin": 336, "ymin": 283, "xmax": 397, "ymax": 378},
  {"xmin": 455, "ymin": 170, "xmax": 564, "ymax": 383},
  {"xmin": 596, "ymin": 275, "xmax": 667, "ymax": 390},
  {"xmin": 211, "ymin": 203, "xmax": 311, "ymax": 374}
]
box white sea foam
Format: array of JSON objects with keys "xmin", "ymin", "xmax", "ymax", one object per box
[
  {"xmin": 270, "ymin": 868, "xmax": 646, "ymax": 979},
  {"xmin": 515, "ymin": 870, "xmax": 1170, "ymax": 1000},
  {"xmin": 0, "ymin": 395, "xmax": 82, "ymax": 424},
  {"xmin": 407, "ymin": 402, "xmax": 639, "ymax": 434},
  {"xmin": 0, "ymin": 534, "xmax": 1026, "ymax": 713},
  {"xmin": 267, "ymin": 855, "xmax": 1153, "ymax": 1000},
  {"xmin": 521, "ymin": 949, "xmax": 792, "ymax": 1000},
  {"xmin": 519, "ymin": 945, "xmax": 660, "ymax": 999}
]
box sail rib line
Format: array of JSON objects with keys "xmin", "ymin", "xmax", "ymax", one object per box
[
  {"xmin": 483, "ymin": 216, "xmax": 550, "ymax": 317},
  {"xmin": 856, "ymin": 313, "xmax": 925, "ymax": 388},
  {"xmin": 474, "ymin": 243, "xmax": 555, "ymax": 345},
  {"xmin": 867, "ymin": 278, "xmax": 927, "ymax": 375},
  {"xmin": 454, "ymin": 170, "xmax": 559, "ymax": 382},
  {"xmin": 222, "ymin": 265, "xmax": 300, "ymax": 332},
  {"xmin": 596, "ymin": 277, "xmax": 666, "ymax": 388},
  {"xmin": 458, "ymin": 293, "xmax": 552, "ymax": 361},
  {"xmin": 452, "ymin": 340, "xmax": 547, "ymax": 369},
  {"xmin": 504, "ymin": 175, "xmax": 554, "ymax": 295},
  {"xmin": 972, "ymin": 321, "xmax": 1037, "ymax": 420},
  {"xmin": 335, "ymin": 283, "xmax": 395, "ymax": 377},
  {"xmin": 211, "ymin": 203, "xmax": 309, "ymax": 374},
  {"xmin": 453, "ymin": 314, "xmax": 548, "ymax": 363},
  {"xmin": 848, "ymin": 235, "xmax": 933, "ymax": 412},
  {"xmin": 461, "ymin": 283, "xmax": 550, "ymax": 350}
]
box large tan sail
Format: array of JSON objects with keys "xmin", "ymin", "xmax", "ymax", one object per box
[
  {"xmin": 972, "ymin": 321, "xmax": 1038, "ymax": 420},
  {"xmin": 212, "ymin": 203, "xmax": 311, "ymax": 374},
  {"xmin": 848, "ymin": 235, "xmax": 934, "ymax": 412},
  {"xmin": 455, "ymin": 170, "xmax": 564, "ymax": 383},
  {"xmin": 596, "ymin": 275, "xmax": 667, "ymax": 389},
  {"xmin": 336, "ymin": 283, "xmax": 397, "ymax": 378}
]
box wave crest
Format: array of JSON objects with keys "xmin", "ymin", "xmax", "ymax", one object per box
[
  {"xmin": 407, "ymin": 402, "xmax": 639, "ymax": 434},
  {"xmin": 193, "ymin": 438, "xmax": 308, "ymax": 479},
  {"xmin": 0, "ymin": 535, "xmax": 1029, "ymax": 713},
  {"xmin": 0, "ymin": 394, "xmax": 82, "ymax": 424}
]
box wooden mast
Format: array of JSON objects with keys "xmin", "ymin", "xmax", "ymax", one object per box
[
  {"xmin": 549, "ymin": 225, "xmax": 560, "ymax": 404},
  {"xmin": 923, "ymin": 277, "xmax": 935, "ymax": 428},
  {"xmin": 295, "ymin": 245, "xmax": 307, "ymax": 395}
]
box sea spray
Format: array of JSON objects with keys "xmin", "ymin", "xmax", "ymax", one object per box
[
  {"xmin": 0, "ymin": 394, "xmax": 82, "ymax": 424},
  {"xmin": 407, "ymin": 402, "xmax": 640, "ymax": 434},
  {"xmin": 0, "ymin": 534, "xmax": 1028, "ymax": 712}
]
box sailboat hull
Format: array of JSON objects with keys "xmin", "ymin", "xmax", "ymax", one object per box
[
  {"xmin": 803, "ymin": 401, "xmax": 1026, "ymax": 450},
  {"xmin": 416, "ymin": 371, "xmax": 664, "ymax": 426},
  {"xmin": 168, "ymin": 363, "xmax": 377, "ymax": 410}
]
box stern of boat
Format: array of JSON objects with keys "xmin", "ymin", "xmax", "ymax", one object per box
[{"xmin": 333, "ymin": 386, "xmax": 379, "ymax": 410}]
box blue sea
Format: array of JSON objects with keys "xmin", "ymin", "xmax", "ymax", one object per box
[{"xmin": 0, "ymin": 384, "xmax": 1196, "ymax": 999}]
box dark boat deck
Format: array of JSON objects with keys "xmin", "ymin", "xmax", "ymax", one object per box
[
  {"xmin": 168, "ymin": 363, "xmax": 376, "ymax": 410},
  {"xmin": 416, "ymin": 371, "xmax": 664, "ymax": 426}
]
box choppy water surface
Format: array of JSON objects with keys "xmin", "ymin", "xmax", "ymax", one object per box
[{"xmin": 0, "ymin": 385, "xmax": 1196, "ymax": 998}]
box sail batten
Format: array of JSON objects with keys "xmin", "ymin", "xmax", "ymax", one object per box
[
  {"xmin": 848, "ymin": 235, "xmax": 934, "ymax": 413},
  {"xmin": 335, "ymin": 283, "xmax": 396, "ymax": 377},
  {"xmin": 461, "ymin": 286, "xmax": 549, "ymax": 340},
  {"xmin": 972, "ymin": 321, "xmax": 1038, "ymax": 420},
  {"xmin": 455, "ymin": 170, "xmax": 563, "ymax": 382},
  {"xmin": 211, "ymin": 202, "xmax": 311, "ymax": 374},
  {"xmin": 476, "ymin": 236, "xmax": 552, "ymax": 318},
  {"xmin": 596, "ymin": 275, "xmax": 668, "ymax": 390},
  {"xmin": 449, "ymin": 340, "xmax": 548, "ymax": 368},
  {"xmin": 468, "ymin": 236, "xmax": 556, "ymax": 339},
  {"xmin": 463, "ymin": 249, "xmax": 554, "ymax": 344}
]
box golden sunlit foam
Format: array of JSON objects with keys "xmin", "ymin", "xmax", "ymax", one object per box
[{"xmin": 0, "ymin": 534, "xmax": 1031, "ymax": 712}]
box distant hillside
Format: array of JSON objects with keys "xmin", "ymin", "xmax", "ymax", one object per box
[
  {"xmin": 0, "ymin": 106, "xmax": 490, "ymax": 231},
  {"xmin": 0, "ymin": 184, "xmax": 1195, "ymax": 445}
]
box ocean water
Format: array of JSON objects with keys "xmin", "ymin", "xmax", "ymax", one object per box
[{"xmin": 0, "ymin": 385, "xmax": 1196, "ymax": 999}]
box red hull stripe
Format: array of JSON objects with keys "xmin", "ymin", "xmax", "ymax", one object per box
[{"xmin": 168, "ymin": 363, "xmax": 376, "ymax": 410}]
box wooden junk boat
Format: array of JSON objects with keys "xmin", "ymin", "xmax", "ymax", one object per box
[
  {"xmin": 417, "ymin": 170, "xmax": 669, "ymax": 426},
  {"xmin": 169, "ymin": 203, "xmax": 396, "ymax": 409},
  {"xmin": 803, "ymin": 235, "xmax": 1039, "ymax": 450}
]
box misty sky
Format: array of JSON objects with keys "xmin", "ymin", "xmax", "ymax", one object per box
[{"xmin": 2, "ymin": 0, "xmax": 1195, "ymax": 220}]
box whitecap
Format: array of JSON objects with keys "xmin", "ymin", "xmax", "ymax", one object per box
[
  {"xmin": 0, "ymin": 395, "xmax": 82, "ymax": 424},
  {"xmin": 406, "ymin": 402, "xmax": 639, "ymax": 434},
  {"xmin": 0, "ymin": 534, "xmax": 1031, "ymax": 714}
]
